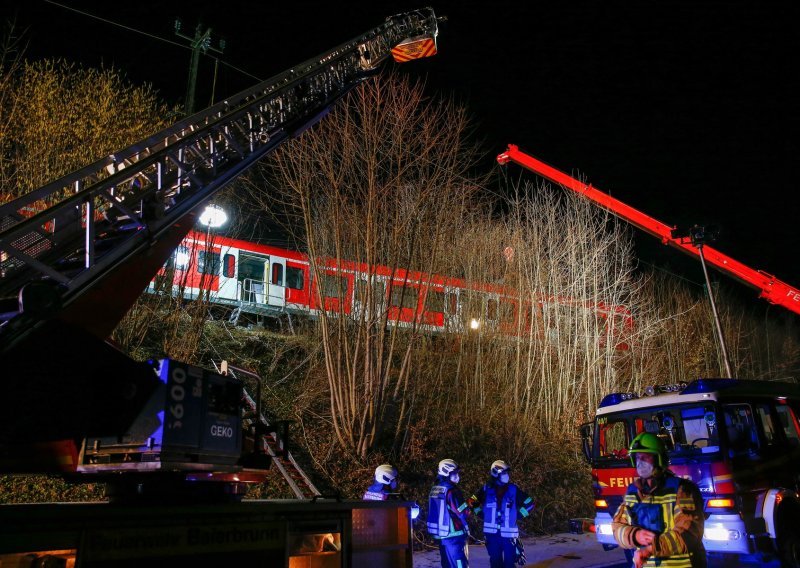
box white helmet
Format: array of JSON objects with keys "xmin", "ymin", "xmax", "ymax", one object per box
[
  {"xmin": 490, "ymin": 460, "xmax": 510, "ymax": 478},
  {"xmin": 375, "ymin": 464, "xmax": 398, "ymax": 485},
  {"xmin": 438, "ymin": 459, "xmax": 460, "ymax": 477}
]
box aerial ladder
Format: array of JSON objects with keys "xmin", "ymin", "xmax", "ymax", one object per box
[
  {"xmin": 498, "ymin": 144, "xmax": 800, "ymax": 317},
  {"xmin": 0, "ymin": 8, "xmax": 441, "ymax": 475}
]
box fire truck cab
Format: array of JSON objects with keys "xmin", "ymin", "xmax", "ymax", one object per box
[{"xmin": 581, "ymin": 379, "xmax": 800, "ymax": 565}]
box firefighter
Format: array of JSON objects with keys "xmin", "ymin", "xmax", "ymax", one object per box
[
  {"xmin": 469, "ymin": 460, "xmax": 534, "ymax": 568},
  {"xmin": 611, "ymin": 432, "xmax": 706, "ymax": 568},
  {"xmin": 363, "ymin": 464, "xmax": 398, "ymax": 501},
  {"xmin": 427, "ymin": 459, "xmax": 470, "ymax": 567}
]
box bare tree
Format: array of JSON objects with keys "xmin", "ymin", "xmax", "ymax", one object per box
[
  {"xmin": 245, "ymin": 73, "xmax": 486, "ymax": 459},
  {"xmin": 438, "ymin": 185, "xmax": 648, "ymax": 441}
]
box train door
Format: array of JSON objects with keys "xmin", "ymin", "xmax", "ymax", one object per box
[
  {"xmin": 485, "ymin": 295, "xmax": 500, "ymax": 329},
  {"xmin": 353, "ymin": 276, "xmax": 385, "ymax": 322},
  {"xmin": 217, "ymin": 248, "xmax": 238, "ymax": 300},
  {"xmin": 238, "ymin": 253, "xmax": 268, "ymax": 304},
  {"xmin": 444, "ymin": 287, "xmax": 461, "ymax": 330},
  {"xmin": 268, "ymin": 257, "xmax": 286, "ymax": 308}
]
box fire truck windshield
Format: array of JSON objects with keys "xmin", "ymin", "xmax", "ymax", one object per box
[{"xmin": 594, "ymin": 403, "xmax": 721, "ymax": 466}]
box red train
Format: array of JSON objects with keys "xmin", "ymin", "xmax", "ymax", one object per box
[{"xmin": 150, "ymin": 231, "xmax": 633, "ymax": 349}]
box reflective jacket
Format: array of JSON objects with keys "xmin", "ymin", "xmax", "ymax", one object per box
[
  {"xmin": 363, "ymin": 482, "xmax": 389, "ymax": 501},
  {"xmin": 470, "ymin": 481, "xmax": 534, "ymax": 538},
  {"xmin": 611, "ymin": 472, "xmax": 706, "ymax": 568},
  {"xmin": 427, "ymin": 476, "xmax": 469, "ymax": 539}
]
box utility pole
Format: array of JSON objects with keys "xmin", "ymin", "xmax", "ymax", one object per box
[
  {"xmin": 174, "ymin": 19, "xmax": 225, "ymax": 116},
  {"xmin": 688, "ymin": 225, "xmax": 734, "ymax": 379}
]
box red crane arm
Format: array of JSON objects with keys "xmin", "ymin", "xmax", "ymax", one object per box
[{"xmin": 497, "ymin": 144, "xmax": 800, "ymax": 316}]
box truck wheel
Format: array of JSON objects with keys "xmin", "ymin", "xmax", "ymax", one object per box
[{"xmin": 776, "ymin": 497, "xmax": 800, "ymax": 568}]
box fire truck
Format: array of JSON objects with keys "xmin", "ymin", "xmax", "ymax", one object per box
[
  {"xmin": 497, "ymin": 145, "xmax": 800, "ymax": 565},
  {"xmin": 581, "ymin": 379, "xmax": 800, "ymax": 565},
  {"xmin": 0, "ymin": 8, "xmax": 441, "ymax": 566}
]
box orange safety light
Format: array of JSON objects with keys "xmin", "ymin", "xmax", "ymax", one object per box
[
  {"xmin": 391, "ymin": 37, "xmax": 437, "ymax": 62},
  {"xmin": 707, "ymin": 498, "xmax": 734, "ymax": 508},
  {"xmin": 594, "ymin": 499, "xmax": 609, "ymax": 509}
]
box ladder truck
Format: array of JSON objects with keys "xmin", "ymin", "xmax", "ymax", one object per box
[
  {"xmin": 0, "ymin": 9, "xmax": 441, "ymax": 567},
  {"xmin": 498, "ymin": 145, "xmax": 800, "ymax": 566}
]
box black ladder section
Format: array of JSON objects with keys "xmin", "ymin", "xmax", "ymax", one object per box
[
  {"xmin": 0, "ymin": 9, "xmax": 440, "ymax": 352},
  {"xmin": 217, "ymin": 360, "xmax": 321, "ymax": 500}
]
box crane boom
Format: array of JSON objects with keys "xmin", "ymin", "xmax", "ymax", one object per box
[
  {"xmin": 0, "ymin": 8, "xmax": 440, "ymax": 351},
  {"xmin": 497, "ymin": 144, "xmax": 800, "ymax": 316}
]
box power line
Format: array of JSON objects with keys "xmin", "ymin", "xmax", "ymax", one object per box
[
  {"xmin": 44, "ymin": 1, "xmax": 185, "ymax": 50},
  {"xmin": 42, "ymin": 0, "xmax": 262, "ymax": 82}
]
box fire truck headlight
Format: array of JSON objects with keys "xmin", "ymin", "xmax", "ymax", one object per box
[
  {"xmin": 704, "ymin": 527, "xmax": 740, "ymax": 541},
  {"xmin": 596, "ymin": 523, "xmax": 613, "ymax": 536}
]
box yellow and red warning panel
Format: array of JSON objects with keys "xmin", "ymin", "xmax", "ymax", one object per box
[{"xmin": 392, "ymin": 36, "xmax": 437, "ymax": 62}]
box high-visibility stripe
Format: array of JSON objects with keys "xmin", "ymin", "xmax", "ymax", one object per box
[
  {"xmin": 643, "ymin": 555, "xmax": 691, "ymax": 568},
  {"xmin": 391, "ymin": 38, "xmax": 437, "ymax": 63},
  {"xmin": 626, "ymin": 495, "xmax": 678, "ymax": 505}
]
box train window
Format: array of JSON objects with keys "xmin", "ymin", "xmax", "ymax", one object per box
[
  {"xmin": 355, "ymin": 278, "xmax": 385, "ymax": 306},
  {"xmin": 322, "ymin": 274, "xmax": 348, "ymax": 299},
  {"xmin": 239, "ymin": 256, "xmax": 265, "ymax": 281},
  {"xmin": 223, "ymin": 254, "xmax": 235, "ymax": 278},
  {"xmin": 390, "ymin": 285, "xmax": 418, "ymax": 309},
  {"xmin": 173, "ymin": 246, "xmax": 190, "ymax": 270},
  {"xmin": 286, "ymin": 266, "xmax": 304, "ymax": 290},
  {"xmin": 426, "ymin": 290, "xmax": 445, "ymax": 313},
  {"xmin": 271, "ymin": 263, "xmax": 284, "ymax": 286},
  {"xmin": 198, "ymin": 251, "xmax": 220, "ymax": 274},
  {"xmin": 486, "ymin": 298, "xmax": 498, "ymax": 320}
]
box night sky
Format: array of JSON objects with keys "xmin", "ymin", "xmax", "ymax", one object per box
[{"xmin": 7, "ymin": 0, "xmax": 800, "ymax": 312}]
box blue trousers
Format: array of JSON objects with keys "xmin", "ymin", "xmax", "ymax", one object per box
[
  {"xmin": 438, "ymin": 535, "xmax": 469, "ymax": 568},
  {"xmin": 485, "ymin": 532, "xmax": 517, "ymax": 568}
]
